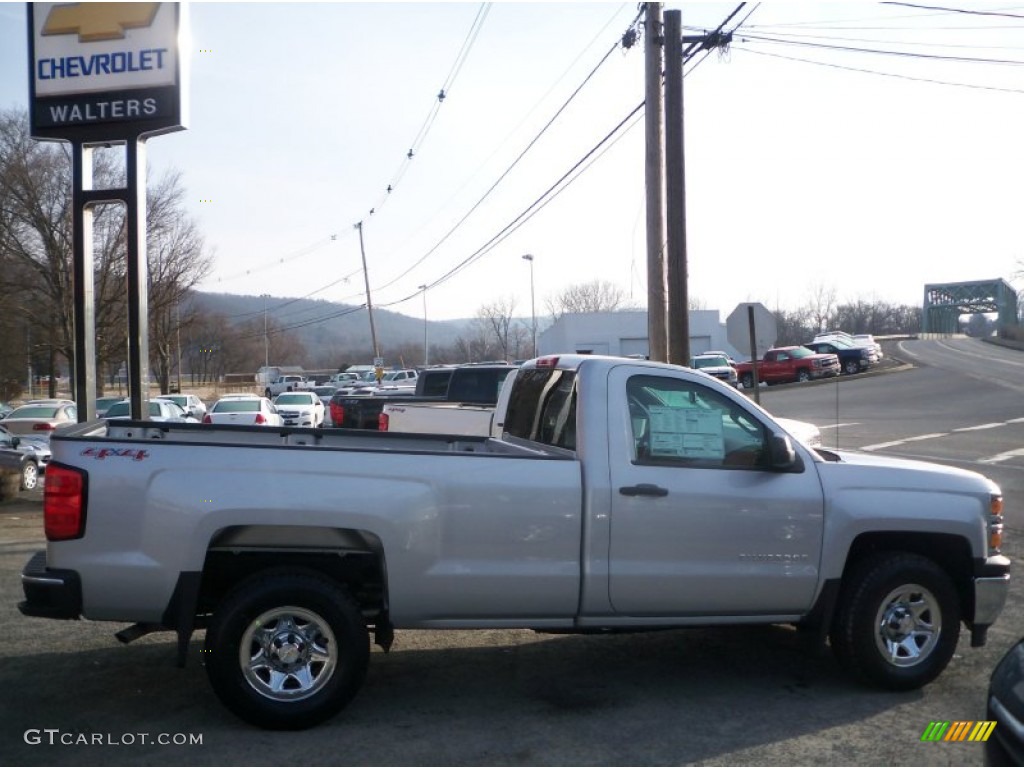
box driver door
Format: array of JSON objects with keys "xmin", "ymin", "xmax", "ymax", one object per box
[{"xmin": 607, "ymin": 368, "xmax": 825, "ymax": 616}]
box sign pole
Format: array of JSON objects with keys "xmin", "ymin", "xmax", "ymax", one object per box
[
  {"xmin": 747, "ymin": 305, "xmax": 760, "ymax": 405},
  {"xmin": 70, "ymin": 141, "xmax": 97, "ymax": 419},
  {"xmin": 125, "ymin": 138, "xmax": 150, "ymax": 420}
]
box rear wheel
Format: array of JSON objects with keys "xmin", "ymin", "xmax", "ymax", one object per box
[
  {"xmin": 21, "ymin": 461, "xmax": 39, "ymax": 491},
  {"xmin": 831, "ymin": 552, "xmax": 960, "ymax": 690},
  {"xmin": 264, "ymin": 388, "xmax": 272, "ymax": 399},
  {"xmin": 741, "ymin": 373, "xmax": 754, "ymax": 389},
  {"xmin": 205, "ymin": 569, "xmax": 369, "ymax": 729}
]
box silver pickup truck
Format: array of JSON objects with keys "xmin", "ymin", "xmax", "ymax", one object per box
[{"xmin": 20, "ymin": 355, "xmax": 1010, "ymax": 730}]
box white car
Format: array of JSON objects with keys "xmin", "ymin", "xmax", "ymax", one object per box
[
  {"xmin": 103, "ymin": 399, "xmax": 198, "ymax": 423},
  {"xmin": 157, "ymin": 393, "xmax": 208, "ymax": 421},
  {"xmin": 203, "ymin": 396, "xmax": 283, "ymax": 427},
  {"xmin": 273, "ymin": 391, "xmax": 325, "ymax": 428}
]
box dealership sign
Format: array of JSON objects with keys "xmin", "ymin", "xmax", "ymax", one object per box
[{"xmin": 28, "ymin": 2, "xmax": 187, "ymax": 141}]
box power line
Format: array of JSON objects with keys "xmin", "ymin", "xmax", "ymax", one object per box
[
  {"xmin": 881, "ymin": 2, "xmax": 1024, "ymax": 19},
  {"xmin": 734, "ymin": 45, "xmax": 1024, "ymax": 93},
  {"xmin": 368, "ymin": 12, "xmax": 643, "ymax": 296},
  {"xmin": 737, "ymin": 30, "xmax": 1024, "ymax": 64},
  {"xmin": 361, "ymin": 2, "xmax": 491, "ymax": 221}
]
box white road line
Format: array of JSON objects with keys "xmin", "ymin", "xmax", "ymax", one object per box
[
  {"xmin": 980, "ymin": 448, "xmax": 1024, "ymax": 465},
  {"xmin": 953, "ymin": 423, "xmax": 1005, "ymax": 432},
  {"xmin": 818, "ymin": 423, "xmax": 859, "ymax": 431},
  {"xmin": 861, "ymin": 433, "xmax": 948, "ymax": 451}
]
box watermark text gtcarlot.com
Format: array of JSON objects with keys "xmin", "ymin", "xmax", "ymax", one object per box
[{"xmin": 24, "ymin": 729, "xmax": 203, "ymax": 747}]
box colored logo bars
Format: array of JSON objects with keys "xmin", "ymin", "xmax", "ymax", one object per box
[{"xmin": 921, "ymin": 721, "xmax": 997, "ymax": 742}]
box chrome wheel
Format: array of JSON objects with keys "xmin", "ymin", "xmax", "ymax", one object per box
[
  {"xmin": 240, "ymin": 606, "xmax": 338, "ymax": 702},
  {"xmin": 874, "ymin": 584, "xmax": 940, "ymax": 668},
  {"xmin": 21, "ymin": 462, "xmax": 38, "ymax": 491}
]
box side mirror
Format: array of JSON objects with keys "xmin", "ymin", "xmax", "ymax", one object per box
[
  {"xmin": 769, "ymin": 434, "xmax": 803, "ymax": 472},
  {"xmin": 9, "ymin": 436, "xmax": 19, "ymax": 449}
]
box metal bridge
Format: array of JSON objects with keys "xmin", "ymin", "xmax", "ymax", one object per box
[{"xmin": 922, "ymin": 278, "xmax": 1019, "ymax": 334}]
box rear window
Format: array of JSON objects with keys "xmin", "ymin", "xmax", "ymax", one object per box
[
  {"xmin": 10, "ymin": 406, "xmax": 60, "ymax": 418},
  {"xmin": 213, "ymin": 400, "xmax": 260, "ymax": 413},
  {"xmin": 503, "ymin": 369, "xmax": 577, "ymax": 450},
  {"xmin": 419, "ymin": 370, "xmax": 454, "ymax": 397},
  {"xmin": 276, "ymin": 394, "xmax": 313, "ymax": 405},
  {"xmin": 448, "ymin": 368, "xmax": 515, "ymax": 404}
]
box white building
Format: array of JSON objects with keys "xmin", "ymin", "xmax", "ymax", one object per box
[{"xmin": 537, "ymin": 310, "xmax": 741, "ymax": 360}]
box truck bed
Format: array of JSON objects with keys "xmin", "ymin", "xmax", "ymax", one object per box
[{"xmin": 67, "ymin": 420, "xmax": 553, "ymax": 458}]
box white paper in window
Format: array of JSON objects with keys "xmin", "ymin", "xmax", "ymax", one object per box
[{"xmin": 648, "ymin": 406, "xmax": 725, "ymax": 459}]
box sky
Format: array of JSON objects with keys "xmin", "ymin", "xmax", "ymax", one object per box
[{"xmin": 3, "ymin": 1, "xmax": 1023, "ymax": 324}]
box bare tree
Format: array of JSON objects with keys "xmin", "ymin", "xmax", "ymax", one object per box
[
  {"xmin": 546, "ymin": 279, "xmax": 634, "ymax": 321},
  {"xmin": 805, "ymin": 282, "xmax": 838, "ymax": 334},
  {"xmin": 476, "ymin": 296, "xmax": 517, "ymax": 360}
]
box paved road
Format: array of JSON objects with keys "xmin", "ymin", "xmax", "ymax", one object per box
[{"xmin": 2, "ymin": 339, "xmax": 1021, "ymax": 766}]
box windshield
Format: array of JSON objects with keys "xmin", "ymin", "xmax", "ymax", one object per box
[
  {"xmin": 789, "ymin": 348, "xmax": 816, "ymax": 359},
  {"xmin": 692, "ymin": 356, "xmax": 729, "ymax": 369}
]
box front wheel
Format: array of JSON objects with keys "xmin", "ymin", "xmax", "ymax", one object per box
[
  {"xmin": 844, "ymin": 359, "xmax": 860, "ymax": 375},
  {"xmin": 264, "ymin": 388, "xmax": 272, "ymax": 399},
  {"xmin": 831, "ymin": 552, "xmax": 960, "ymax": 690},
  {"xmin": 21, "ymin": 461, "xmax": 39, "ymax": 491},
  {"xmin": 797, "ymin": 369, "xmax": 811, "ymax": 383},
  {"xmin": 205, "ymin": 569, "xmax": 370, "ymax": 729}
]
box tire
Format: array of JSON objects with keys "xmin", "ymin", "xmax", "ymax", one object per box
[
  {"xmin": 21, "ymin": 461, "xmax": 39, "ymax": 491},
  {"xmin": 741, "ymin": 373, "xmax": 754, "ymax": 389},
  {"xmin": 797, "ymin": 369, "xmax": 811, "ymax": 383},
  {"xmin": 264, "ymin": 388, "xmax": 272, "ymax": 399},
  {"xmin": 831, "ymin": 552, "xmax": 960, "ymax": 691},
  {"xmin": 204, "ymin": 569, "xmax": 370, "ymax": 730},
  {"xmin": 844, "ymin": 360, "xmax": 860, "ymax": 375}
]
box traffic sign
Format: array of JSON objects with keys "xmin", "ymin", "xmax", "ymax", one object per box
[{"xmin": 726, "ymin": 302, "xmax": 777, "ymax": 358}]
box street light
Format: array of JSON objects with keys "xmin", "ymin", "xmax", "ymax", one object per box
[
  {"xmin": 261, "ymin": 293, "xmax": 270, "ymax": 374},
  {"xmin": 418, "ymin": 285, "xmax": 429, "ymax": 366},
  {"xmin": 522, "ymin": 254, "xmax": 536, "ymax": 356}
]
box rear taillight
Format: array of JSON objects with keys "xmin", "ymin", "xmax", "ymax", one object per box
[
  {"xmin": 254, "ymin": 413, "xmax": 266, "ymax": 424},
  {"xmin": 44, "ymin": 464, "xmax": 86, "ymax": 541},
  {"xmin": 378, "ymin": 413, "xmax": 389, "ymax": 431},
  {"xmin": 535, "ymin": 356, "xmax": 559, "ymax": 368},
  {"xmin": 202, "ymin": 414, "xmax": 212, "ymax": 424},
  {"xmin": 33, "ymin": 423, "xmax": 56, "ymax": 431},
  {"xmin": 333, "ymin": 405, "xmax": 344, "ymax": 424}
]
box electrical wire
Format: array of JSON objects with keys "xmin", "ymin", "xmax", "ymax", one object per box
[
  {"xmin": 733, "ymin": 45, "xmax": 1024, "ymax": 93},
  {"xmin": 368, "ymin": 6, "xmax": 647, "ymax": 297},
  {"xmin": 362, "ymin": 2, "xmax": 491, "ymax": 221},
  {"xmin": 736, "ymin": 31, "xmax": 1024, "ymax": 65},
  {"xmin": 881, "ymin": 2, "xmax": 1024, "ymax": 19}
]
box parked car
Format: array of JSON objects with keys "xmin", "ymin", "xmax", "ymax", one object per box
[
  {"xmin": 273, "ymin": 391, "xmax": 325, "ymax": 428},
  {"xmin": 853, "ymin": 333, "xmax": 884, "ymax": 359},
  {"xmin": 157, "ymin": 393, "xmax": 208, "ymax": 421},
  {"xmin": 309, "ymin": 386, "xmax": 338, "ymax": 424},
  {"xmin": 734, "ymin": 346, "xmax": 841, "ymax": 387},
  {"xmin": 0, "ymin": 401, "xmax": 77, "ymax": 435},
  {"xmin": 986, "ymin": 636, "xmax": 1024, "ymax": 765},
  {"xmin": 0, "ymin": 424, "xmax": 50, "ymax": 490},
  {"xmin": 103, "ymin": 399, "xmax": 199, "ymax": 423},
  {"xmin": 94, "ymin": 396, "xmax": 125, "ymax": 418},
  {"xmin": 203, "ymin": 395, "xmax": 283, "ymax": 427},
  {"xmin": 804, "ymin": 339, "xmax": 877, "ymax": 375},
  {"xmin": 690, "ymin": 353, "xmax": 739, "ymax": 387}
]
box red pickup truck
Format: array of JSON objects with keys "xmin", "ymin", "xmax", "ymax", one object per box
[{"xmin": 735, "ymin": 346, "xmax": 840, "ymax": 387}]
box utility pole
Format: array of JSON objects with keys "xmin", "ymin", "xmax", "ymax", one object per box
[
  {"xmin": 419, "ymin": 284, "xmax": 429, "ymax": 365},
  {"xmin": 644, "ymin": 2, "xmax": 667, "ymax": 363},
  {"xmin": 522, "ymin": 254, "xmax": 537, "ymax": 356},
  {"xmin": 356, "ymin": 221, "xmax": 381, "ymax": 371},
  {"xmin": 664, "ymin": 9, "xmax": 689, "ymax": 366}
]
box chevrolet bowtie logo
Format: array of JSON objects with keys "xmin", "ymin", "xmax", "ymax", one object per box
[{"xmin": 42, "ymin": 3, "xmax": 161, "ymax": 43}]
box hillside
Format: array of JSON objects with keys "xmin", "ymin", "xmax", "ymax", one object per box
[{"xmin": 190, "ymin": 291, "xmax": 473, "ymax": 359}]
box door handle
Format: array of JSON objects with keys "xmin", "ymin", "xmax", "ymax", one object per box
[{"xmin": 618, "ymin": 483, "xmax": 668, "ymax": 497}]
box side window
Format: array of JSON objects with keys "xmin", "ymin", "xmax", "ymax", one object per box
[{"xmin": 627, "ymin": 375, "xmax": 768, "ymax": 470}]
